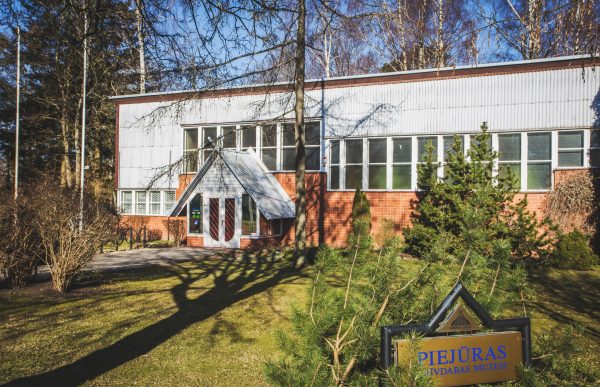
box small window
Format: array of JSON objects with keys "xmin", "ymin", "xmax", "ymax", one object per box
[
  {"xmin": 261, "ymin": 124, "xmax": 277, "ymax": 171},
  {"xmin": 345, "ymin": 139, "xmax": 363, "ymax": 189},
  {"xmin": 527, "ymin": 133, "xmax": 551, "ymax": 190},
  {"xmin": 135, "ymin": 191, "xmax": 147, "ymax": 214},
  {"xmin": 498, "ymin": 133, "xmax": 521, "ymax": 186},
  {"xmin": 591, "ymin": 130, "xmax": 600, "ymax": 167},
  {"xmin": 241, "ymin": 125, "xmax": 256, "ymax": 149},
  {"xmin": 329, "ymin": 140, "xmax": 340, "ymax": 189},
  {"xmin": 222, "ymin": 126, "xmax": 237, "ymax": 149},
  {"xmin": 121, "ymin": 191, "xmax": 132, "ymax": 214},
  {"xmin": 558, "ymin": 131, "xmax": 583, "ymax": 167},
  {"xmin": 242, "ymin": 194, "xmax": 257, "ymax": 234},
  {"xmin": 392, "ymin": 138, "xmax": 411, "ymax": 189},
  {"xmin": 163, "ymin": 191, "xmax": 176, "ymax": 214},
  {"xmin": 149, "ymin": 191, "xmax": 161, "ymax": 215},
  {"xmin": 305, "ymin": 122, "xmax": 321, "ymax": 171},
  {"xmin": 418, "ymin": 137, "xmax": 438, "ymax": 162},
  {"xmin": 189, "ymin": 194, "xmax": 202, "ymax": 234},
  {"xmin": 368, "ymin": 138, "xmax": 387, "ymax": 189},
  {"xmin": 184, "ymin": 128, "xmax": 198, "ymax": 172}
]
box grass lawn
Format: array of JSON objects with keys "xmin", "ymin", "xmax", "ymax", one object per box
[{"xmin": 0, "ymin": 250, "xmax": 598, "ymax": 386}]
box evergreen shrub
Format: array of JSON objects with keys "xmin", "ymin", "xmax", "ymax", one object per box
[{"xmin": 549, "ymin": 230, "xmax": 599, "ymax": 270}]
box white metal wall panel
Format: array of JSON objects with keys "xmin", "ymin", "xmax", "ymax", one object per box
[{"xmin": 117, "ymin": 66, "xmax": 600, "ymax": 189}]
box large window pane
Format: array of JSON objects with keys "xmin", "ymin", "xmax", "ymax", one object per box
[
  {"xmin": 393, "ymin": 138, "xmax": 411, "ymax": 163},
  {"xmin": 135, "ymin": 191, "xmax": 147, "ymax": 214},
  {"xmin": 392, "ymin": 165, "xmax": 411, "ymax": 189},
  {"xmin": 242, "ymin": 194, "xmax": 256, "ymax": 235},
  {"xmin": 282, "ymin": 123, "xmax": 295, "ymax": 146},
  {"xmin": 262, "ymin": 148, "xmax": 277, "ymax": 170},
  {"xmin": 443, "ymin": 135, "xmax": 464, "ymax": 161},
  {"xmin": 346, "ymin": 139, "xmax": 363, "ymax": 164},
  {"xmin": 222, "ymin": 126, "xmax": 236, "ymax": 149},
  {"xmin": 345, "ymin": 165, "xmax": 362, "ymax": 189},
  {"xmin": 558, "ymin": 131, "xmax": 583, "ymax": 148},
  {"xmin": 262, "ymin": 124, "xmax": 277, "ymax": 147},
  {"xmin": 527, "ymin": 133, "xmax": 551, "ymax": 160},
  {"xmin": 418, "ymin": 137, "xmax": 438, "ymax": 162},
  {"xmin": 369, "ymin": 165, "xmax": 386, "ymax": 189},
  {"xmin": 189, "ymin": 194, "xmax": 202, "ymax": 234},
  {"xmin": 369, "ymin": 139, "xmax": 387, "ymax": 163},
  {"xmin": 282, "ymin": 148, "xmax": 295, "ymax": 170},
  {"xmin": 330, "ymin": 166, "xmax": 339, "ymax": 189},
  {"xmin": 185, "ymin": 128, "xmax": 198, "ymax": 150},
  {"xmin": 559, "ymin": 151, "xmax": 583, "ymax": 167},
  {"xmin": 306, "ymin": 122, "xmax": 320, "ymax": 145},
  {"xmin": 498, "ymin": 164, "xmax": 521, "ymax": 186},
  {"xmin": 121, "ymin": 191, "xmax": 132, "ymax": 214},
  {"xmin": 527, "ymin": 163, "xmax": 551, "ymax": 190},
  {"xmin": 330, "ymin": 140, "xmax": 340, "ymax": 164},
  {"xmin": 498, "ymin": 134, "xmax": 521, "ymax": 161},
  {"xmin": 241, "ymin": 125, "xmax": 256, "ymax": 148},
  {"xmin": 149, "ymin": 191, "xmax": 161, "ymax": 215},
  {"xmin": 590, "ymin": 149, "xmax": 600, "ymax": 167},
  {"xmin": 306, "ymin": 147, "xmax": 320, "ymax": 170}
]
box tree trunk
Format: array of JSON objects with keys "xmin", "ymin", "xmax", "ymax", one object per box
[
  {"xmin": 135, "ymin": 0, "xmax": 146, "ymax": 93},
  {"xmin": 294, "ymin": 0, "xmax": 307, "ymax": 268}
]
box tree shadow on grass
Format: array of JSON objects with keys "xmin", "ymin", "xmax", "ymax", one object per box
[{"xmin": 5, "ymin": 249, "xmax": 305, "ymax": 387}]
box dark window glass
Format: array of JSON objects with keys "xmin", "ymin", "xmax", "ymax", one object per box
[
  {"xmin": 282, "ymin": 123, "xmax": 295, "ymax": 146},
  {"xmin": 330, "ymin": 166, "xmax": 339, "ymax": 189},
  {"xmin": 392, "ymin": 165, "xmax": 411, "ymax": 189},
  {"xmin": 189, "ymin": 194, "xmax": 202, "ymax": 234},
  {"xmin": 242, "ymin": 194, "xmax": 256, "ymax": 234},
  {"xmin": 345, "ymin": 139, "xmax": 363, "ymax": 164},
  {"xmin": 306, "ymin": 147, "xmax": 320, "ymax": 170},
  {"xmin": 261, "ymin": 149, "xmax": 277, "ymax": 170},
  {"xmin": 241, "ymin": 126, "xmax": 256, "ymax": 148},
  {"xmin": 330, "ymin": 140, "xmax": 340, "ymax": 164},
  {"xmin": 369, "ymin": 139, "xmax": 387, "ymax": 163},
  {"xmin": 591, "ymin": 131, "xmax": 600, "ymax": 148},
  {"xmin": 262, "ymin": 124, "xmax": 277, "ymax": 147},
  {"xmin": 345, "ymin": 165, "xmax": 362, "ymax": 189},
  {"xmin": 306, "ymin": 122, "xmax": 320, "ymax": 145},
  {"xmin": 590, "ymin": 149, "xmax": 600, "ymax": 167},
  {"xmin": 222, "ymin": 126, "xmax": 236, "ymax": 149},
  {"xmin": 498, "ymin": 134, "xmax": 521, "ymax": 161},
  {"xmin": 282, "ymin": 148, "xmax": 295, "ymax": 170},
  {"xmin": 393, "ymin": 138, "xmax": 411, "ymax": 163}
]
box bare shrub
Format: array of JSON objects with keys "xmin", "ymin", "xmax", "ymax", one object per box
[
  {"xmin": 0, "ymin": 195, "xmax": 43, "ymax": 288},
  {"xmin": 162, "ymin": 218, "xmax": 186, "ymax": 247},
  {"xmin": 31, "ymin": 182, "xmax": 118, "ymax": 292},
  {"xmin": 546, "ymin": 173, "xmax": 597, "ymax": 234}
]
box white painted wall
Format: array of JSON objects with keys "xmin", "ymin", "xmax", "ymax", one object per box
[{"xmin": 117, "ymin": 65, "xmax": 600, "ymax": 189}]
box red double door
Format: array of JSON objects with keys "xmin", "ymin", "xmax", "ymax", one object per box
[{"xmin": 208, "ymin": 197, "xmax": 236, "ymax": 244}]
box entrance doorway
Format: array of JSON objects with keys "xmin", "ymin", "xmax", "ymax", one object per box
[{"xmin": 205, "ymin": 197, "xmax": 240, "ymax": 248}]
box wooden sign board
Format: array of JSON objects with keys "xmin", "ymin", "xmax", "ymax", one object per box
[{"xmin": 395, "ymin": 331, "xmax": 523, "ymax": 387}]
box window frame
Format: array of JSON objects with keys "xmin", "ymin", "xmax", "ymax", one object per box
[
  {"xmin": 260, "ymin": 123, "xmax": 278, "ymax": 171},
  {"xmin": 344, "ymin": 138, "xmax": 364, "ymax": 190},
  {"xmin": 367, "ymin": 137, "xmax": 388, "ymax": 190},
  {"xmin": 183, "ymin": 127, "xmax": 199, "ymax": 173},
  {"xmin": 557, "ymin": 130, "xmax": 585, "ymax": 168},
  {"xmin": 328, "ymin": 139, "xmax": 341, "ymax": 190},
  {"xmin": 187, "ymin": 193, "xmax": 203, "ymax": 235},
  {"xmin": 497, "ymin": 133, "xmax": 522, "ymax": 188},
  {"xmin": 526, "ymin": 132, "xmax": 553, "ymax": 191},
  {"xmin": 391, "ymin": 137, "xmax": 413, "ymax": 191}
]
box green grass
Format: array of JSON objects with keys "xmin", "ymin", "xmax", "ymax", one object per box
[{"xmin": 0, "ymin": 252, "xmax": 598, "ymax": 386}]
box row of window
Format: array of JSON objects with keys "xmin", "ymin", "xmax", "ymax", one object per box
[
  {"xmin": 329, "ymin": 130, "xmax": 599, "ymax": 191},
  {"xmin": 120, "ymin": 190, "xmax": 176, "ymax": 215},
  {"xmin": 183, "ymin": 122, "xmax": 321, "ymax": 172}
]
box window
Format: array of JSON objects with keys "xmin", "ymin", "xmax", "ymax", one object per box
[
  {"xmin": 442, "ymin": 135, "xmax": 464, "ymax": 179},
  {"xmin": 163, "ymin": 191, "xmax": 176, "ymax": 214},
  {"xmin": 418, "ymin": 136, "xmax": 438, "ymax": 162},
  {"xmin": 558, "ymin": 131, "xmax": 583, "ymax": 167},
  {"xmin": 345, "ymin": 139, "xmax": 363, "ymax": 189},
  {"xmin": 121, "ymin": 191, "xmax": 132, "ymax": 214},
  {"xmin": 305, "ymin": 122, "xmax": 321, "ymax": 170},
  {"xmin": 184, "ymin": 128, "xmax": 198, "ymax": 172},
  {"xmin": 281, "ymin": 123, "xmax": 295, "ymax": 170},
  {"xmin": 527, "ymin": 133, "xmax": 551, "ymax": 190},
  {"xmin": 470, "ymin": 134, "xmax": 492, "ymax": 152},
  {"xmin": 498, "ymin": 133, "xmax": 521, "ymax": 185},
  {"xmin": 201, "ymin": 127, "xmax": 217, "ymax": 162},
  {"xmin": 261, "ymin": 124, "xmax": 277, "ymax": 170},
  {"xmin": 149, "ymin": 191, "xmax": 161, "ymax": 215},
  {"xmin": 329, "ymin": 140, "xmax": 340, "ymax": 189},
  {"xmin": 368, "ymin": 138, "xmax": 387, "ymax": 189},
  {"xmin": 241, "ymin": 125, "xmax": 256, "ymax": 149},
  {"xmin": 188, "ymin": 194, "xmax": 202, "ymax": 234},
  {"xmin": 242, "ymin": 194, "xmax": 257, "ymax": 234},
  {"xmin": 135, "ymin": 191, "xmax": 147, "ymax": 214},
  {"xmin": 222, "ymin": 126, "xmax": 237, "ymax": 149},
  {"xmin": 392, "ymin": 138, "xmax": 411, "ymax": 189},
  {"xmin": 590, "ymin": 130, "xmax": 600, "ymax": 167},
  {"xmin": 259, "ymin": 213, "xmax": 281, "ymax": 236}
]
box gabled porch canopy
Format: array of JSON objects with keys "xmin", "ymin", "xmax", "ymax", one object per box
[{"xmin": 169, "ymin": 148, "xmax": 295, "ymax": 220}]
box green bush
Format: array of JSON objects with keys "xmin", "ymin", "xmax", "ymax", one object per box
[{"xmin": 549, "ymin": 230, "xmax": 599, "ymax": 271}]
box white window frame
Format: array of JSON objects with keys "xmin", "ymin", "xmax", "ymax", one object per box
[
  {"xmin": 148, "ymin": 191, "xmax": 161, "ymax": 215},
  {"xmin": 163, "ymin": 190, "xmax": 176, "ymax": 215},
  {"xmin": 556, "ymin": 130, "xmax": 585, "ymax": 169},
  {"xmin": 183, "ymin": 127, "xmax": 199, "ymax": 173},
  {"xmin": 525, "ymin": 131, "xmax": 553, "ymax": 191},
  {"xmin": 260, "ymin": 123, "xmax": 278, "ymax": 171},
  {"xmin": 497, "ymin": 133, "xmax": 522, "ymax": 188},
  {"xmin": 328, "ymin": 139, "xmax": 341, "ymax": 190},
  {"xmin": 343, "ymin": 138, "xmax": 364, "ymax": 190},
  {"xmin": 367, "ymin": 137, "xmax": 388, "ymax": 190},
  {"xmin": 390, "ymin": 137, "xmax": 413, "ymax": 191},
  {"xmin": 187, "ymin": 193, "xmax": 203, "ymax": 235}
]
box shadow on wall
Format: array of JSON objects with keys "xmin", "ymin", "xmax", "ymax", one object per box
[{"xmin": 5, "ymin": 251, "xmax": 305, "ymax": 387}]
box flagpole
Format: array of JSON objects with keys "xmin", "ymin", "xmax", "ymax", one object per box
[{"xmin": 14, "ymin": 25, "xmax": 20, "ymax": 201}]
